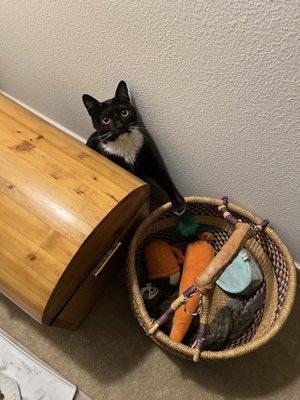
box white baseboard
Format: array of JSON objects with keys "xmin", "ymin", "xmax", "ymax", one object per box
[{"xmin": 0, "ymin": 90, "xmax": 86, "ymax": 144}]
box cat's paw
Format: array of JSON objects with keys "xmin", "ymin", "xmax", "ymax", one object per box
[{"xmin": 172, "ymin": 196, "xmax": 186, "ymax": 216}]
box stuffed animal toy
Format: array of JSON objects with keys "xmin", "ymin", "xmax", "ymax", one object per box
[
  {"xmin": 145, "ymin": 240, "xmax": 185, "ymax": 286},
  {"xmin": 170, "ymin": 232, "xmax": 215, "ymax": 342},
  {"xmin": 216, "ymin": 248, "xmax": 263, "ymax": 295},
  {"xmin": 197, "ymin": 291, "xmax": 266, "ymax": 350}
]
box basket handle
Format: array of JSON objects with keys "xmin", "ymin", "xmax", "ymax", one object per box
[
  {"xmin": 195, "ymin": 196, "xmax": 269, "ymax": 291},
  {"xmin": 195, "ymin": 221, "xmax": 252, "ymax": 291}
]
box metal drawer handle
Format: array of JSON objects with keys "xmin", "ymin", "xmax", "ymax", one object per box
[{"xmin": 94, "ymin": 241, "xmax": 122, "ymax": 278}]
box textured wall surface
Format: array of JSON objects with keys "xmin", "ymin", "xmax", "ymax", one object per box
[{"xmin": 1, "ymin": 1, "xmax": 299, "ymax": 258}]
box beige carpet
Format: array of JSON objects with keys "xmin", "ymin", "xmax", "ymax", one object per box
[{"xmin": 0, "ymin": 276, "xmax": 299, "ymax": 400}]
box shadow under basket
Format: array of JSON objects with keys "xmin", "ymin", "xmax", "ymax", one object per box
[{"xmin": 127, "ymin": 197, "xmax": 297, "ymax": 361}]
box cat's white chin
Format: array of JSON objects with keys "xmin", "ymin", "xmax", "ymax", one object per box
[{"xmin": 102, "ymin": 128, "xmax": 144, "ymax": 165}]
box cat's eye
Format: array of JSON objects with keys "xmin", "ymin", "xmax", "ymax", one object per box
[
  {"xmin": 102, "ymin": 117, "xmax": 111, "ymax": 125},
  {"xmin": 121, "ymin": 109, "xmax": 129, "ymax": 117}
]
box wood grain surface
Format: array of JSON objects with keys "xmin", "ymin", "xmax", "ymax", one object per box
[{"xmin": 0, "ymin": 93, "xmax": 149, "ymax": 324}]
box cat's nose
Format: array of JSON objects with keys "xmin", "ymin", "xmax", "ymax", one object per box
[{"xmin": 115, "ymin": 121, "xmax": 123, "ymax": 129}]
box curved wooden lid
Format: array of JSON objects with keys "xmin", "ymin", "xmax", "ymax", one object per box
[{"xmin": 0, "ymin": 93, "xmax": 149, "ymax": 323}]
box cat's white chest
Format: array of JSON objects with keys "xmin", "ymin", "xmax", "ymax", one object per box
[{"xmin": 102, "ymin": 128, "xmax": 144, "ymax": 165}]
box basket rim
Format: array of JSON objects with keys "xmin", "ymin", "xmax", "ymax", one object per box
[{"xmin": 127, "ymin": 196, "xmax": 297, "ymax": 361}]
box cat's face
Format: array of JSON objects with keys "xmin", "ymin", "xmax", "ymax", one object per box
[{"xmin": 82, "ymin": 81, "xmax": 138, "ymax": 142}]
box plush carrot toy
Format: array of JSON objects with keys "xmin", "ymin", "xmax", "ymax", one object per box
[
  {"xmin": 145, "ymin": 240, "xmax": 185, "ymax": 286},
  {"xmin": 170, "ymin": 232, "xmax": 215, "ymax": 342}
]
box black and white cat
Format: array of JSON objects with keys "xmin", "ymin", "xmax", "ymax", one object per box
[{"xmin": 82, "ymin": 81, "xmax": 186, "ymax": 215}]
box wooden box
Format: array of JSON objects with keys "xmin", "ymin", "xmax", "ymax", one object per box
[{"xmin": 0, "ymin": 93, "xmax": 149, "ymax": 329}]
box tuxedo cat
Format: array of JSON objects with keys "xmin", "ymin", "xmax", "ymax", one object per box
[{"xmin": 82, "ymin": 81, "xmax": 186, "ymax": 215}]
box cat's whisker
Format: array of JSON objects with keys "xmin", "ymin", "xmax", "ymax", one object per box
[
  {"xmin": 100, "ymin": 131, "xmax": 112, "ymax": 136},
  {"xmin": 100, "ymin": 132, "xmax": 112, "ymax": 140},
  {"xmin": 95, "ymin": 132, "xmax": 114, "ymax": 148},
  {"xmin": 129, "ymin": 122, "xmax": 145, "ymax": 128},
  {"xmin": 129, "ymin": 129, "xmax": 147, "ymax": 137},
  {"xmin": 142, "ymin": 134, "xmax": 151, "ymax": 143},
  {"xmin": 133, "ymin": 124, "xmax": 144, "ymax": 128},
  {"xmin": 131, "ymin": 125, "xmax": 147, "ymax": 133},
  {"xmin": 127, "ymin": 120, "xmax": 148, "ymax": 132}
]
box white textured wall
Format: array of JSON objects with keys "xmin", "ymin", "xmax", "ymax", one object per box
[{"xmin": 1, "ymin": 1, "xmax": 299, "ymax": 259}]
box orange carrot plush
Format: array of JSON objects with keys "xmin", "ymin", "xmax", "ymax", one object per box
[
  {"xmin": 145, "ymin": 240, "xmax": 185, "ymax": 286},
  {"xmin": 170, "ymin": 232, "xmax": 215, "ymax": 342}
]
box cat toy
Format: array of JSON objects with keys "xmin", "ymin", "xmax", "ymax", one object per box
[
  {"xmin": 177, "ymin": 215, "xmax": 214, "ymax": 238},
  {"xmin": 144, "ymin": 240, "xmax": 185, "ymax": 286},
  {"xmin": 149, "ymin": 197, "xmax": 269, "ymax": 361},
  {"xmin": 170, "ymin": 232, "xmax": 215, "ymax": 342}
]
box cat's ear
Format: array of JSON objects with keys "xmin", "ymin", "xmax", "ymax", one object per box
[
  {"xmin": 115, "ymin": 81, "xmax": 129, "ymax": 102},
  {"xmin": 82, "ymin": 94, "xmax": 101, "ymax": 117}
]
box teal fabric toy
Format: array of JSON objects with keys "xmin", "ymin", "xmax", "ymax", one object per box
[
  {"xmin": 177, "ymin": 215, "xmax": 213, "ymax": 238},
  {"xmin": 216, "ymin": 249, "xmax": 263, "ymax": 295}
]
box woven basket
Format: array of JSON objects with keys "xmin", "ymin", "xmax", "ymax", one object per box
[{"xmin": 127, "ymin": 197, "xmax": 297, "ymax": 361}]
